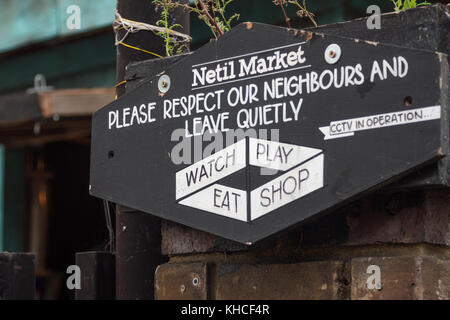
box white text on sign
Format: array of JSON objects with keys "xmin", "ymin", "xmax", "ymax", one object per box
[{"xmin": 251, "ymin": 154, "xmax": 324, "ymax": 220}]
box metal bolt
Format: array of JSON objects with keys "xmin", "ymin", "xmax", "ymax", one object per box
[
  {"xmin": 158, "ymin": 74, "xmax": 171, "ymax": 93},
  {"xmin": 26, "ymin": 74, "xmax": 54, "ymax": 94},
  {"xmin": 192, "ymin": 277, "xmax": 199, "ymax": 286},
  {"xmin": 324, "ymin": 44, "xmax": 341, "ymax": 64},
  {"xmin": 180, "ymin": 284, "xmax": 186, "ymax": 292},
  {"xmin": 122, "ymin": 225, "xmax": 127, "ymax": 232}
]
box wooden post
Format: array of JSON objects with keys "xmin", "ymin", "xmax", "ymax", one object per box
[{"xmin": 114, "ymin": 0, "xmax": 189, "ymax": 300}]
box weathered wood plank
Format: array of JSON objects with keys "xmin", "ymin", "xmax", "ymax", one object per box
[
  {"xmin": 38, "ymin": 88, "xmax": 115, "ymax": 117},
  {"xmin": 0, "ymin": 92, "xmax": 42, "ymax": 125},
  {"xmin": 0, "ymin": 88, "xmax": 114, "ymax": 130}
]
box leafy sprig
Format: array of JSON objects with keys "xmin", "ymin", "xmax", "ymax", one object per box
[
  {"xmin": 152, "ymin": 0, "xmax": 238, "ymax": 55},
  {"xmin": 273, "ymin": 0, "xmax": 317, "ymax": 28},
  {"xmin": 391, "ymin": 0, "xmax": 431, "ymax": 12},
  {"xmin": 178, "ymin": 0, "xmax": 239, "ymax": 38},
  {"xmin": 153, "ymin": 0, "xmax": 189, "ymax": 56}
]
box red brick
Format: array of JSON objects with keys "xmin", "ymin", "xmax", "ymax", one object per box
[
  {"xmin": 161, "ymin": 221, "xmax": 247, "ymax": 255},
  {"xmin": 215, "ymin": 261, "xmax": 348, "ymax": 300},
  {"xmin": 351, "ymin": 256, "xmax": 416, "ymax": 299},
  {"xmin": 420, "ymin": 257, "xmax": 450, "ymax": 299},
  {"xmin": 347, "ymin": 190, "xmax": 450, "ymax": 246},
  {"xmin": 351, "ymin": 256, "xmax": 450, "ymax": 300}
]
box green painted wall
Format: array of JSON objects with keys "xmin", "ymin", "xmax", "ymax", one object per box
[
  {"xmin": 0, "ymin": 33, "xmax": 117, "ymax": 93},
  {"xmin": 0, "ymin": 0, "xmax": 116, "ymax": 53}
]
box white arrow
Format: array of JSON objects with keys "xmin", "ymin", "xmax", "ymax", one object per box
[
  {"xmin": 179, "ymin": 184, "xmax": 247, "ymax": 222},
  {"xmin": 251, "ymin": 153, "xmax": 324, "ymax": 221},
  {"xmin": 319, "ymin": 126, "xmax": 355, "ymax": 140},
  {"xmin": 249, "ymin": 138, "xmax": 323, "ymax": 171},
  {"xmin": 176, "ymin": 139, "xmax": 246, "ymax": 200}
]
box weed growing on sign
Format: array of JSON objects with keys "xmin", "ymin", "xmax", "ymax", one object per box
[
  {"xmin": 272, "ymin": 0, "xmax": 317, "ymax": 28},
  {"xmin": 153, "ymin": 0, "xmax": 239, "ymax": 55},
  {"xmin": 391, "ymin": 0, "xmax": 431, "ymax": 12},
  {"xmin": 178, "ymin": 0, "xmax": 240, "ymax": 38},
  {"xmin": 153, "ymin": 0, "xmax": 189, "ymax": 56}
]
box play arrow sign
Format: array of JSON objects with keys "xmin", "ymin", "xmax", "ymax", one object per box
[{"xmin": 90, "ymin": 22, "xmax": 448, "ymax": 244}]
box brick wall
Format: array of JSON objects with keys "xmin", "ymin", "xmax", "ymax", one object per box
[{"xmin": 155, "ymin": 189, "xmax": 450, "ymax": 300}]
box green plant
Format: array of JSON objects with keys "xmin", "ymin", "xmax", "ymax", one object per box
[
  {"xmin": 289, "ymin": 0, "xmax": 317, "ymax": 27},
  {"xmin": 178, "ymin": 0, "xmax": 239, "ymax": 38},
  {"xmin": 391, "ymin": 0, "xmax": 431, "ymax": 12},
  {"xmin": 153, "ymin": 0, "xmax": 189, "ymax": 56},
  {"xmin": 273, "ymin": 0, "xmax": 317, "ymax": 28},
  {"xmin": 153, "ymin": 0, "xmax": 238, "ymax": 55}
]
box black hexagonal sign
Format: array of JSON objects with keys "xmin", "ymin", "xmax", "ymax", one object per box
[{"xmin": 90, "ymin": 22, "xmax": 448, "ymax": 244}]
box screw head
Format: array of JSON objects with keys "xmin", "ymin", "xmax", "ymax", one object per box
[
  {"xmin": 158, "ymin": 74, "xmax": 171, "ymax": 93},
  {"xmin": 324, "ymin": 44, "xmax": 341, "ymax": 64}
]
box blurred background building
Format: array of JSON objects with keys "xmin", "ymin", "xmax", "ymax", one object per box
[{"xmin": 0, "ymin": 0, "xmax": 407, "ymax": 299}]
